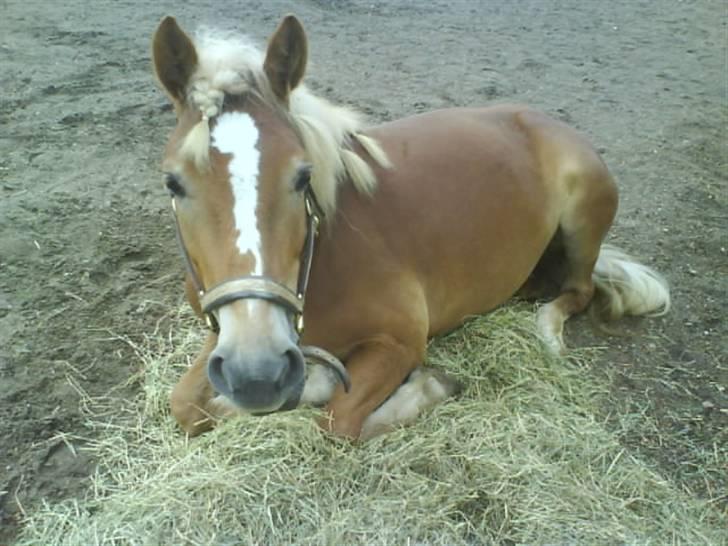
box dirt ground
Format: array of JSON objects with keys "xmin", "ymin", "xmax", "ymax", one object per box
[{"xmin": 1, "ymin": 0, "xmax": 725, "ymax": 542}]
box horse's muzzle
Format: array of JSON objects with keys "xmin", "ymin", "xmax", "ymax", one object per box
[{"xmin": 207, "ymin": 345, "xmax": 306, "ymax": 413}]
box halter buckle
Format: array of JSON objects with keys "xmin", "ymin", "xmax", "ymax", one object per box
[
  {"xmin": 204, "ymin": 313, "xmax": 219, "ymax": 333},
  {"xmin": 304, "ymin": 195, "xmax": 321, "ymax": 235}
]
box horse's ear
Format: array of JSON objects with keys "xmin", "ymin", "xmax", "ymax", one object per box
[
  {"xmin": 263, "ymin": 15, "xmax": 308, "ymax": 104},
  {"xmin": 152, "ymin": 16, "xmax": 198, "ymax": 104}
]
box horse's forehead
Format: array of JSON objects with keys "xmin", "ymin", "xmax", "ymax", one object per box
[
  {"xmin": 162, "ymin": 101, "xmax": 300, "ymax": 179},
  {"xmin": 211, "ymin": 108, "xmax": 300, "ymax": 175},
  {"xmin": 211, "ymin": 111, "xmax": 260, "ymax": 160}
]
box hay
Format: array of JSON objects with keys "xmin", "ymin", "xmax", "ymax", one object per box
[{"xmin": 17, "ymin": 304, "xmax": 725, "ymax": 545}]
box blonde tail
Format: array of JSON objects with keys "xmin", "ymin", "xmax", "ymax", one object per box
[{"xmin": 592, "ymin": 244, "xmax": 671, "ymax": 320}]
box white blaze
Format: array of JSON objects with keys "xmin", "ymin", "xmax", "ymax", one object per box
[{"xmin": 211, "ymin": 112, "xmax": 263, "ymax": 274}]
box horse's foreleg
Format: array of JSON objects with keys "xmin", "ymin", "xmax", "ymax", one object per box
[
  {"xmin": 320, "ymin": 338, "xmax": 421, "ymax": 439},
  {"xmin": 170, "ymin": 333, "xmax": 230, "ymax": 436},
  {"xmin": 360, "ymin": 367, "xmax": 461, "ymax": 440}
]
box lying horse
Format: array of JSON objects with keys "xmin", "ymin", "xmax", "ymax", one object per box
[{"xmin": 152, "ymin": 15, "xmax": 670, "ymax": 439}]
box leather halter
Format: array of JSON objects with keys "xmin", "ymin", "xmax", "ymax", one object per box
[{"xmin": 171, "ymin": 185, "xmax": 351, "ymax": 394}]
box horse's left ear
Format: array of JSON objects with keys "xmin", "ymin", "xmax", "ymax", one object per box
[
  {"xmin": 152, "ymin": 16, "xmax": 198, "ymax": 104},
  {"xmin": 263, "ymin": 14, "xmax": 308, "ymax": 104}
]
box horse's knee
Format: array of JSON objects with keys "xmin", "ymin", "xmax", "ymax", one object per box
[
  {"xmin": 169, "ymin": 334, "xmax": 219, "ymax": 436},
  {"xmin": 317, "ymin": 410, "xmax": 365, "ymax": 440},
  {"xmin": 170, "ymin": 379, "xmax": 216, "ymax": 436}
]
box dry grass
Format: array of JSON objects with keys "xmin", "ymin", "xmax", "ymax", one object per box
[{"xmin": 16, "ymin": 304, "xmax": 726, "ymax": 545}]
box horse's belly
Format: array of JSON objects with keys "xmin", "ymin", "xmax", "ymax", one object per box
[
  {"xmin": 421, "ymin": 196, "xmax": 555, "ymax": 336},
  {"xmin": 367, "ymin": 108, "xmax": 561, "ymax": 335}
]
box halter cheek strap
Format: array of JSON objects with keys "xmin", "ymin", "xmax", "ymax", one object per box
[{"xmin": 171, "ymin": 185, "xmax": 351, "ymax": 396}]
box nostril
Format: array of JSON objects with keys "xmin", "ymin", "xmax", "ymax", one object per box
[
  {"xmin": 208, "ymin": 353, "xmax": 226, "ymax": 388},
  {"xmin": 280, "ymin": 348, "xmax": 305, "ymax": 388},
  {"xmin": 274, "ymin": 351, "xmax": 293, "ymax": 389}
]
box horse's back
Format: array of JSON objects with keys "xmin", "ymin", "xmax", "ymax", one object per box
[{"xmin": 368, "ymin": 104, "xmax": 610, "ymax": 193}]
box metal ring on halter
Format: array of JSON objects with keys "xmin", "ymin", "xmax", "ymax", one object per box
[{"xmin": 301, "ymin": 345, "xmax": 352, "ymax": 392}]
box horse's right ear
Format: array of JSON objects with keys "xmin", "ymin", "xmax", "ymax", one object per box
[
  {"xmin": 152, "ymin": 16, "xmax": 198, "ymax": 104},
  {"xmin": 263, "ymin": 15, "xmax": 308, "ymax": 104}
]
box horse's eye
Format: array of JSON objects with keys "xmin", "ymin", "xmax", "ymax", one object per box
[
  {"xmin": 164, "ymin": 173, "xmax": 186, "ymax": 197},
  {"xmin": 293, "ymin": 165, "xmax": 312, "ymax": 193}
]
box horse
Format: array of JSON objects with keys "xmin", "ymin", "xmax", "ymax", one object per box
[{"xmin": 151, "ymin": 14, "xmax": 670, "ymax": 439}]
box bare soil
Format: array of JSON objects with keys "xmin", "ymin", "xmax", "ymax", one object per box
[{"xmin": 1, "ymin": 1, "xmax": 725, "ymax": 543}]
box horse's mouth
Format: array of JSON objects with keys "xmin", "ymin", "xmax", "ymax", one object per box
[
  {"xmin": 211, "ymin": 374, "xmax": 304, "ymax": 416},
  {"xmin": 253, "ymin": 377, "xmax": 304, "ymax": 415}
]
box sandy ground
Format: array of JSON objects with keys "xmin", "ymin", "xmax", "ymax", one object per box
[{"xmin": 1, "ymin": 0, "xmax": 726, "ymax": 542}]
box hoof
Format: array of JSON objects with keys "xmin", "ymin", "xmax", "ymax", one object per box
[{"xmin": 426, "ymin": 368, "xmax": 462, "ymax": 398}]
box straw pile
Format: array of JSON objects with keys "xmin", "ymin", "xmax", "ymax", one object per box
[{"xmin": 16, "ymin": 304, "xmax": 725, "ymax": 545}]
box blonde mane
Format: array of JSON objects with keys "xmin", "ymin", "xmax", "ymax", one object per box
[{"xmin": 180, "ymin": 31, "xmax": 390, "ymax": 216}]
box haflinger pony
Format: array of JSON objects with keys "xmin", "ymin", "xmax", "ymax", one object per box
[{"xmin": 152, "ymin": 15, "xmax": 670, "ymax": 440}]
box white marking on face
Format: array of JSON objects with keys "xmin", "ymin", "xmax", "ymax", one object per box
[
  {"xmin": 215, "ymin": 303, "xmax": 292, "ymax": 355},
  {"xmin": 211, "ymin": 112, "xmax": 263, "ymax": 275}
]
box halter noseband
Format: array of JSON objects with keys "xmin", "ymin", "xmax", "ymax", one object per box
[{"xmin": 171, "ymin": 184, "xmax": 351, "ymax": 395}]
